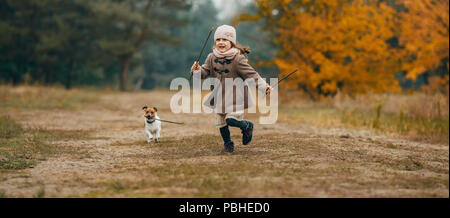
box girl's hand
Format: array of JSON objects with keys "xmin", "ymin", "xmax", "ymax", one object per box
[
  {"xmin": 265, "ymin": 85, "xmax": 273, "ymax": 95},
  {"xmin": 191, "ymin": 61, "xmax": 200, "ymax": 71}
]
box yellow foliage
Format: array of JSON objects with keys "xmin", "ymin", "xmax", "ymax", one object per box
[
  {"xmin": 235, "ymin": 0, "xmax": 449, "ymax": 98},
  {"xmin": 397, "ymin": 0, "xmax": 449, "ymax": 80}
]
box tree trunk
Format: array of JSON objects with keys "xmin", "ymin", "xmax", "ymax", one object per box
[
  {"xmin": 66, "ymin": 60, "xmax": 74, "ymax": 90},
  {"xmin": 120, "ymin": 55, "xmax": 132, "ymax": 91}
]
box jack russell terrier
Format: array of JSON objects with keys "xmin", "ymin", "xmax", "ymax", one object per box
[{"xmin": 142, "ymin": 106, "xmax": 161, "ymax": 142}]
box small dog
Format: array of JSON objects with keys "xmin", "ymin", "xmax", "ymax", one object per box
[{"xmin": 142, "ymin": 106, "xmax": 161, "ymax": 142}]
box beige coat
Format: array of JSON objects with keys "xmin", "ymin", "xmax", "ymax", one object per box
[{"xmin": 192, "ymin": 51, "xmax": 268, "ymax": 113}]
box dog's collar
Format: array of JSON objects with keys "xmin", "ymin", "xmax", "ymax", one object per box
[{"xmin": 147, "ymin": 120, "xmax": 156, "ymax": 124}]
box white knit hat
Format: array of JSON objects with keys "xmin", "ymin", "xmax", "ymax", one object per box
[{"xmin": 214, "ymin": 25, "xmax": 236, "ymax": 45}]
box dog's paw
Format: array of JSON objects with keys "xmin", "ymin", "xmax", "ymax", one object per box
[
  {"xmin": 154, "ymin": 138, "xmax": 160, "ymax": 143},
  {"xmin": 147, "ymin": 138, "xmax": 153, "ymax": 143}
]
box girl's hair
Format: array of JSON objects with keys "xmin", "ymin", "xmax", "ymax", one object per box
[
  {"xmin": 212, "ymin": 41, "xmax": 251, "ymax": 58},
  {"xmin": 233, "ymin": 43, "xmax": 251, "ymax": 58}
]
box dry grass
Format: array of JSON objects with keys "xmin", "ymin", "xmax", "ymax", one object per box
[
  {"xmin": 0, "ymin": 116, "xmax": 93, "ymax": 171},
  {"xmin": 0, "ymin": 85, "xmax": 448, "ymax": 198},
  {"xmin": 0, "ymin": 85, "xmax": 101, "ymax": 110},
  {"xmin": 279, "ymin": 91, "xmax": 449, "ymax": 144},
  {"xmin": 77, "ymin": 134, "xmax": 448, "ymax": 197}
]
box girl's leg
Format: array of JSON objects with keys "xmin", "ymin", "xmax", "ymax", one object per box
[
  {"xmin": 219, "ymin": 125, "xmax": 232, "ymax": 144},
  {"xmin": 216, "ymin": 113, "xmax": 234, "ymax": 153},
  {"xmin": 219, "ymin": 126, "xmax": 234, "ymax": 153},
  {"xmin": 225, "ymin": 118, "xmax": 254, "ymax": 145},
  {"xmin": 224, "ymin": 112, "xmax": 254, "ymax": 145},
  {"xmin": 225, "ymin": 118, "xmax": 251, "ymax": 130}
]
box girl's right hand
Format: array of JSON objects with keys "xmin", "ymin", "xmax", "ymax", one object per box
[{"xmin": 191, "ymin": 61, "xmax": 200, "ymax": 71}]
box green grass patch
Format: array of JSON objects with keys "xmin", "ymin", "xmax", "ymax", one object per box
[
  {"xmin": 34, "ymin": 187, "xmax": 46, "ymax": 198},
  {"xmin": 0, "ymin": 116, "xmax": 91, "ymax": 170},
  {"xmin": 0, "ymin": 189, "xmax": 6, "ymax": 198},
  {"xmin": 0, "ymin": 116, "xmax": 23, "ymax": 138}
]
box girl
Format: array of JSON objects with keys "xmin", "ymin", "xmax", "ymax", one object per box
[{"xmin": 190, "ymin": 25, "xmax": 272, "ymax": 153}]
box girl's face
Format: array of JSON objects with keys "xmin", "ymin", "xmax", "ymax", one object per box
[{"xmin": 215, "ymin": 38, "xmax": 232, "ymax": 53}]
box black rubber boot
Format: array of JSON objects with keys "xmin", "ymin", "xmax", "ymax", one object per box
[
  {"xmin": 221, "ymin": 141, "xmax": 234, "ymax": 153},
  {"xmin": 220, "ymin": 126, "xmax": 234, "ymax": 153},
  {"xmin": 241, "ymin": 122, "xmax": 253, "ymax": 145},
  {"xmin": 219, "ymin": 126, "xmax": 232, "ymax": 144}
]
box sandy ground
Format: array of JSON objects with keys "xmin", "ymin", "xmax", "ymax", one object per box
[{"xmin": 0, "ymin": 90, "xmax": 448, "ymax": 197}]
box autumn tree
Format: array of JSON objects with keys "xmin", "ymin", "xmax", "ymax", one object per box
[
  {"xmin": 236, "ymin": 0, "xmax": 405, "ymax": 99},
  {"xmin": 396, "ymin": 0, "xmax": 449, "ymax": 94}
]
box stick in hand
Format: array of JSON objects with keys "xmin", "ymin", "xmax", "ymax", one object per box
[{"xmin": 264, "ymin": 68, "xmax": 299, "ymax": 96}]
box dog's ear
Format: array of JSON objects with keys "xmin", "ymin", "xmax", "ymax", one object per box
[
  {"xmin": 153, "ymin": 107, "xmax": 157, "ymax": 112},
  {"xmin": 142, "ymin": 106, "xmax": 148, "ymax": 111}
]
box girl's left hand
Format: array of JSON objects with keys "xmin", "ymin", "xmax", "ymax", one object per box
[
  {"xmin": 191, "ymin": 61, "xmax": 200, "ymax": 71},
  {"xmin": 265, "ymin": 85, "xmax": 272, "ymax": 95}
]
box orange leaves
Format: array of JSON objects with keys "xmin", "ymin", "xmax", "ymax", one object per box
[
  {"xmin": 284, "ymin": 1, "xmax": 399, "ymax": 96},
  {"xmin": 232, "ymin": 14, "xmax": 260, "ymax": 26},
  {"xmin": 397, "ymin": 0, "xmax": 449, "ymax": 80},
  {"xmin": 236, "ymin": 0, "xmax": 449, "ymax": 98}
]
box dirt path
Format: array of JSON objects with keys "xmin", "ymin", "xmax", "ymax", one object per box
[{"xmin": 0, "ymin": 91, "xmax": 448, "ymax": 197}]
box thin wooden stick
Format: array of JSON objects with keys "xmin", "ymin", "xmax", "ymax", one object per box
[
  {"xmin": 190, "ymin": 27, "xmax": 215, "ymax": 82},
  {"xmin": 264, "ymin": 68, "xmax": 299, "ymax": 96}
]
